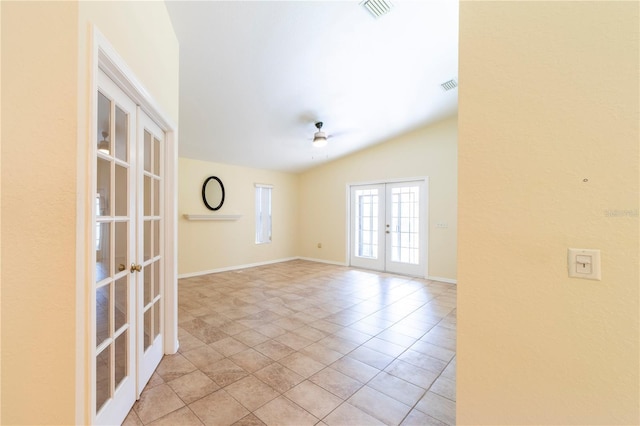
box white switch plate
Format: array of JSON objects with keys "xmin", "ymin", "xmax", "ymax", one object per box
[{"xmin": 568, "ymin": 248, "xmax": 601, "ymax": 280}]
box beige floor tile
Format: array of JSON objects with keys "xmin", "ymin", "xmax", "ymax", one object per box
[
  {"xmin": 181, "ymin": 345, "xmax": 225, "ymax": 370},
  {"xmin": 224, "ymin": 375, "xmax": 280, "ymax": 411},
  {"xmin": 235, "ymin": 330, "xmax": 271, "ymax": 347},
  {"xmin": 254, "ymin": 339, "xmax": 296, "ymax": 361},
  {"xmin": 279, "ymin": 352, "xmax": 325, "ymax": 378},
  {"xmin": 409, "ymin": 340, "xmax": 455, "ymax": 362},
  {"xmin": 189, "ymin": 389, "xmax": 250, "ymax": 426},
  {"xmin": 230, "ymin": 348, "xmax": 274, "ymax": 373},
  {"xmin": 284, "ymin": 380, "xmax": 343, "ymax": 419},
  {"xmin": 122, "ymin": 409, "xmax": 144, "ymax": 426},
  {"xmin": 429, "ymin": 375, "xmax": 456, "ymax": 401},
  {"xmin": 299, "ymin": 343, "xmax": 344, "ymax": 365},
  {"xmin": 177, "ymin": 331, "xmax": 208, "ymax": 353},
  {"xmin": 253, "ymin": 323, "xmax": 288, "ymax": 338},
  {"xmin": 376, "ymin": 330, "xmax": 416, "ymax": 348},
  {"xmin": 192, "ymin": 324, "xmax": 231, "ymax": 345},
  {"xmin": 415, "ymin": 391, "xmax": 456, "ymax": 425},
  {"xmin": 323, "ymin": 402, "xmax": 385, "ymax": 426},
  {"xmin": 272, "ymin": 317, "xmax": 306, "ymax": 331},
  {"xmin": 330, "ymin": 357, "xmax": 380, "ymax": 383},
  {"xmin": 348, "ymin": 386, "xmax": 411, "ymax": 425},
  {"xmin": 203, "ymin": 358, "xmax": 249, "ymax": 387},
  {"xmin": 146, "ymin": 372, "xmax": 165, "ymax": 388},
  {"xmin": 385, "ymin": 359, "xmax": 439, "ymax": 389},
  {"xmin": 275, "ymin": 332, "xmax": 313, "ymax": 351},
  {"xmin": 308, "ymin": 319, "xmax": 343, "ymax": 334},
  {"xmin": 348, "ymin": 321, "xmax": 385, "ymax": 336},
  {"xmin": 334, "ymin": 327, "xmax": 374, "ymax": 344},
  {"xmin": 363, "ymin": 337, "xmax": 407, "ymax": 357},
  {"xmin": 148, "ymin": 406, "xmax": 204, "ymax": 426},
  {"xmin": 217, "ymin": 321, "xmax": 250, "ymax": 336},
  {"xmin": 400, "ymin": 409, "xmax": 448, "ymax": 426},
  {"xmin": 348, "ymin": 346, "xmax": 395, "ymax": 370},
  {"xmin": 134, "ymin": 384, "xmax": 185, "ymax": 424},
  {"xmin": 231, "ymin": 413, "xmax": 266, "ymax": 426},
  {"xmin": 168, "ymin": 370, "xmax": 220, "ymax": 404},
  {"xmin": 209, "ymin": 336, "xmax": 250, "ymax": 357},
  {"xmin": 291, "ymin": 325, "xmax": 328, "ymax": 342},
  {"xmin": 156, "ymin": 353, "xmax": 198, "ymax": 382},
  {"xmin": 127, "ymin": 261, "xmax": 456, "ymax": 425},
  {"xmin": 254, "ymin": 396, "xmax": 318, "ymax": 426},
  {"xmin": 318, "ymin": 335, "xmax": 360, "ymax": 354},
  {"xmin": 309, "ymin": 367, "xmax": 363, "ymax": 400},
  {"xmin": 368, "ymin": 371, "xmax": 425, "ymax": 406},
  {"xmin": 254, "ymin": 363, "xmax": 304, "ymax": 393},
  {"xmin": 440, "ymin": 357, "xmax": 456, "ymax": 380},
  {"xmin": 397, "ymin": 349, "xmax": 448, "ymax": 375},
  {"xmin": 420, "ymin": 333, "xmax": 456, "ymax": 351}
]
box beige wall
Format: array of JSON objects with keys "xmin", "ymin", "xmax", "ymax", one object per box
[
  {"xmin": 78, "ymin": 1, "xmax": 180, "ymax": 121},
  {"xmin": 1, "ymin": 1, "xmax": 179, "ymax": 424},
  {"xmin": 457, "ymin": 2, "xmax": 639, "ymax": 424},
  {"xmin": 298, "ymin": 116, "xmax": 458, "ymax": 281},
  {"xmin": 178, "ymin": 158, "xmax": 299, "ymax": 276},
  {"xmin": 2, "ymin": 3, "xmax": 79, "ymax": 423}
]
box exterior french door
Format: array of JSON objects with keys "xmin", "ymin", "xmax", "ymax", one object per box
[
  {"xmin": 350, "ymin": 180, "xmax": 427, "ymax": 277},
  {"xmin": 94, "ymin": 70, "xmax": 164, "ymax": 425}
]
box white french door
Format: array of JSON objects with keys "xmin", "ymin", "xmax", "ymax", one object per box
[
  {"xmin": 349, "ymin": 180, "xmax": 427, "ymax": 277},
  {"xmin": 94, "ymin": 70, "xmax": 164, "ymax": 425},
  {"xmin": 137, "ymin": 111, "xmax": 165, "ymax": 390}
]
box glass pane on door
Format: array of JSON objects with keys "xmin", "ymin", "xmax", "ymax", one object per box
[
  {"xmin": 389, "ymin": 186, "xmax": 420, "ymax": 265},
  {"xmin": 355, "ymin": 188, "xmax": 379, "ymax": 259}
]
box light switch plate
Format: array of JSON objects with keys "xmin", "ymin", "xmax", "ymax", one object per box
[{"xmin": 568, "ymin": 248, "xmax": 601, "ymax": 280}]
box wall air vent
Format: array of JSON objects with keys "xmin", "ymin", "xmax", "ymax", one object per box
[
  {"xmin": 440, "ymin": 79, "xmax": 458, "ymax": 91},
  {"xmin": 361, "ymin": 0, "xmax": 394, "ymax": 19}
]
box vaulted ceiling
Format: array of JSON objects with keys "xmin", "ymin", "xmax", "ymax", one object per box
[{"xmin": 166, "ymin": 1, "xmax": 459, "ymax": 173}]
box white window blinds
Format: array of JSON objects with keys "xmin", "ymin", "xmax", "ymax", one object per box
[{"xmin": 255, "ymin": 184, "xmax": 272, "ymax": 244}]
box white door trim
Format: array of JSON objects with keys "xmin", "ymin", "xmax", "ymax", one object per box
[{"xmin": 76, "ymin": 25, "xmax": 178, "ymax": 425}]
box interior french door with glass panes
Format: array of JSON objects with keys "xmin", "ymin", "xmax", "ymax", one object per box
[
  {"xmin": 137, "ymin": 111, "xmax": 164, "ymax": 389},
  {"xmin": 350, "ymin": 180, "xmax": 427, "ymax": 277},
  {"xmin": 94, "ymin": 69, "xmax": 164, "ymax": 425}
]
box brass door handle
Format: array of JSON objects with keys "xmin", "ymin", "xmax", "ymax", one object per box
[
  {"xmin": 118, "ymin": 264, "xmax": 126, "ymax": 272},
  {"xmin": 130, "ymin": 263, "xmax": 142, "ymax": 273}
]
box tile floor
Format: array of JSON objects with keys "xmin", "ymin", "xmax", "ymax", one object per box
[{"xmin": 123, "ymin": 260, "xmax": 456, "ymax": 426}]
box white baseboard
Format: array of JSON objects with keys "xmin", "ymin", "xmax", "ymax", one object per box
[
  {"xmin": 178, "ymin": 257, "xmax": 299, "ymax": 279},
  {"xmin": 178, "ymin": 257, "xmax": 453, "ymax": 283},
  {"xmin": 297, "ymin": 257, "xmax": 348, "ymax": 267},
  {"xmin": 428, "ymin": 275, "xmax": 457, "ymax": 284}
]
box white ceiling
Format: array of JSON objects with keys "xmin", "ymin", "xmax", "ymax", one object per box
[{"xmin": 166, "ymin": 0, "xmax": 459, "ymax": 173}]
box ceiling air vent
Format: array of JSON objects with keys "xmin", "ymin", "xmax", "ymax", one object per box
[
  {"xmin": 361, "ymin": 0, "xmax": 394, "ymax": 19},
  {"xmin": 440, "ymin": 79, "xmax": 458, "ymax": 91}
]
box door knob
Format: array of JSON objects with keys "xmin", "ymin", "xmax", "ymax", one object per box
[
  {"xmin": 130, "ymin": 263, "xmax": 142, "ymax": 273},
  {"xmin": 118, "ymin": 264, "xmax": 126, "ymax": 272}
]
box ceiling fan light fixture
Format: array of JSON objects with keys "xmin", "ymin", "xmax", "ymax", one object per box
[
  {"xmin": 312, "ymin": 132, "xmax": 327, "ymax": 148},
  {"xmin": 98, "ymin": 131, "xmax": 110, "ymax": 154}
]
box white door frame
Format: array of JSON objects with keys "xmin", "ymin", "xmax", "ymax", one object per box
[
  {"xmin": 76, "ymin": 26, "xmax": 179, "ymax": 425},
  {"xmin": 346, "ymin": 177, "xmax": 429, "ymax": 278}
]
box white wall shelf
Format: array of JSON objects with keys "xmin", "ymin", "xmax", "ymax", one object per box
[{"xmin": 183, "ymin": 214, "xmax": 242, "ymax": 221}]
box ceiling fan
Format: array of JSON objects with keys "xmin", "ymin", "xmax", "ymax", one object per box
[{"xmin": 312, "ymin": 122, "xmax": 329, "ymax": 148}]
